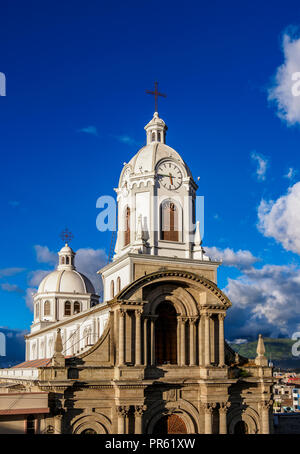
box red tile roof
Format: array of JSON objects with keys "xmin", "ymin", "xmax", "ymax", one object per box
[
  {"xmin": 11, "ymin": 355, "xmax": 73, "ymax": 369},
  {"xmin": 12, "ymin": 358, "xmax": 52, "ymax": 368}
]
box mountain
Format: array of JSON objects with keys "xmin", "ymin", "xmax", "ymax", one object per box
[
  {"xmin": 228, "ymin": 338, "xmax": 300, "ymax": 370},
  {"xmin": 0, "ymin": 328, "xmax": 27, "ymax": 368}
]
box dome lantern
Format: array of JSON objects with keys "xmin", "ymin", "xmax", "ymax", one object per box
[
  {"xmin": 57, "ymin": 243, "xmax": 75, "ymax": 270},
  {"xmin": 144, "ymin": 112, "xmax": 168, "ymax": 145}
]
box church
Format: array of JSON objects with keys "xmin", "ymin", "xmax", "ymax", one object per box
[{"xmin": 0, "ymin": 108, "xmax": 273, "ymax": 434}]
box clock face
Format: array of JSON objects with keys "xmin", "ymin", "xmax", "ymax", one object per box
[{"xmin": 156, "ymin": 161, "xmax": 183, "ymax": 190}]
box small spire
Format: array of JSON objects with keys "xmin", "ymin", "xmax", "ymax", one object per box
[
  {"xmin": 55, "ymin": 328, "xmax": 63, "ymax": 354},
  {"xmin": 255, "ymin": 334, "xmax": 268, "ymax": 366},
  {"xmin": 51, "ymin": 328, "xmax": 65, "ymax": 367},
  {"xmin": 194, "ymin": 221, "xmax": 202, "ymax": 247}
]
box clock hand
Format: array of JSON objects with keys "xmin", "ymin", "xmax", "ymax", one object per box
[
  {"xmin": 169, "ymin": 173, "xmax": 173, "ymax": 185},
  {"xmin": 157, "ymin": 173, "xmax": 176, "ymax": 178}
]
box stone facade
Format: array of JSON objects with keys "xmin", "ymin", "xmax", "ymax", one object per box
[{"xmin": 0, "ymin": 111, "xmax": 274, "ymax": 434}]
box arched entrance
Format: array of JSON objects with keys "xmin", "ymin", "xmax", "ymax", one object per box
[
  {"xmin": 155, "ymin": 302, "xmax": 177, "ymax": 364},
  {"xmin": 152, "ymin": 415, "xmax": 187, "ymax": 434},
  {"xmin": 234, "ymin": 420, "xmax": 249, "ymax": 434}
]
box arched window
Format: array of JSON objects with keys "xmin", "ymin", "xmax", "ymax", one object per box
[
  {"xmin": 110, "ymin": 280, "xmax": 115, "ymax": 299},
  {"xmin": 124, "ymin": 207, "xmax": 130, "ymax": 246},
  {"xmin": 157, "ymin": 131, "xmax": 161, "ymax": 142},
  {"xmin": 155, "ymin": 302, "xmax": 177, "ymax": 364},
  {"xmin": 61, "ymin": 256, "xmax": 65, "ymax": 265},
  {"xmin": 64, "ymin": 301, "xmax": 71, "ymax": 316},
  {"xmin": 74, "ymin": 301, "xmax": 80, "ymax": 314},
  {"xmin": 26, "ymin": 415, "xmax": 35, "ymax": 434},
  {"xmin": 161, "ymin": 201, "xmax": 179, "ymax": 241},
  {"xmin": 44, "ymin": 300, "xmax": 50, "ymax": 316},
  {"xmin": 66, "ymin": 256, "xmax": 69, "ymax": 264},
  {"xmin": 151, "ymin": 132, "xmax": 156, "ymax": 142},
  {"xmin": 117, "ymin": 276, "xmax": 121, "ymax": 293}
]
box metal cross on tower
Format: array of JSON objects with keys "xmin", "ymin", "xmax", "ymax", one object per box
[
  {"xmin": 146, "ymin": 82, "xmax": 167, "ymax": 113},
  {"xmin": 60, "ymin": 228, "xmax": 73, "ymax": 244}
]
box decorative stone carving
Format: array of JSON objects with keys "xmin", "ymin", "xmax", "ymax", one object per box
[
  {"xmin": 116, "ymin": 405, "xmax": 130, "ymax": 417},
  {"xmin": 219, "ymin": 401, "xmax": 231, "ymax": 414},
  {"xmin": 134, "ymin": 405, "xmax": 146, "ymax": 417}
]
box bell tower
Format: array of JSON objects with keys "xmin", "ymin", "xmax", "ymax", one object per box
[{"xmin": 99, "ymin": 111, "xmax": 218, "ymax": 302}]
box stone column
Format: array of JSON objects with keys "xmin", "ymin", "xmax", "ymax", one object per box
[
  {"xmin": 218, "ymin": 313, "xmax": 226, "ymax": 367},
  {"xmin": 54, "ymin": 414, "xmax": 63, "ymax": 434},
  {"xmin": 143, "ymin": 317, "xmax": 148, "ymax": 365},
  {"xmin": 180, "ymin": 317, "xmax": 186, "ymax": 366},
  {"xmin": 116, "ymin": 406, "xmax": 129, "ymax": 434},
  {"xmin": 189, "ymin": 318, "xmax": 196, "ymax": 366},
  {"xmin": 198, "ymin": 316, "xmax": 202, "ymax": 365},
  {"xmin": 219, "ymin": 402, "xmax": 230, "ymax": 434},
  {"xmin": 204, "ymin": 313, "xmax": 211, "ymax": 366},
  {"xmin": 135, "ymin": 310, "xmax": 142, "ymax": 366},
  {"xmin": 177, "ymin": 316, "xmax": 180, "ymax": 364},
  {"xmin": 261, "ymin": 400, "xmax": 272, "ymax": 434},
  {"xmin": 134, "ymin": 405, "xmax": 146, "ymax": 434},
  {"xmin": 119, "ymin": 309, "xmax": 126, "ymax": 365},
  {"xmin": 150, "ymin": 316, "xmax": 156, "ymax": 366},
  {"xmin": 201, "ymin": 403, "xmax": 216, "ymax": 434}
]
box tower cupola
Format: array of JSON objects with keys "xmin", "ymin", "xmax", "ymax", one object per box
[
  {"xmin": 144, "ymin": 112, "xmax": 168, "ymax": 144},
  {"xmin": 57, "ymin": 243, "xmax": 75, "ymax": 270}
]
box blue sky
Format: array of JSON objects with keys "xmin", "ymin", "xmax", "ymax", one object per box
[{"xmin": 1, "ymin": 0, "xmax": 300, "ymax": 340}]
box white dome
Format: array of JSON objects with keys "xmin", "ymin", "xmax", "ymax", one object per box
[
  {"xmin": 120, "ymin": 142, "xmax": 192, "ymax": 186},
  {"xmin": 38, "ymin": 269, "xmax": 95, "ymax": 294}
]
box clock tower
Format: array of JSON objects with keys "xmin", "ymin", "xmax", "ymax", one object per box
[{"xmin": 99, "ymin": 111, "xmax": 216, "ymax": 302}]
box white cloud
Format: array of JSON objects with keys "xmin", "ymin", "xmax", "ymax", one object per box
[
  {"xmin": 284, "ymin": 167, "xmax": 297, "ymax": 180},
  {"xmin": 268, "ymin": 29, "xmax": 300, "ymax": 125},
  {"xmin": 115, "ymin": 135, "xmax": 138, "ymax": 146},
  {"xmin": 34, "ymin": 245, "xmax": 57, "ymax": 265},
  {"xmin": 205, "ymin": 246, "xmax": 260, "ymax": 270},
  {"xmin": 0, "ymin": 268, "xmax": 25, "ymax": 278},
  {"xmin": 225, "ymin": 264, "xmax": 300, "ymax": 339},
  {"xmin": 251, "ymin": 151, "xmax": 268, "ymax": 181},
  {"xmin": 1, "ymin": 283, "xmax": 24, "ymax": 294},
  {"xmin": 77, "ymin": 126, "xmax": 98, "ymax": 136},
  {"xmin": 258, "ymin": 181, "xmax": 300, "ymax": 255},
  {"xmin": 25, "ymin": 288, "xmax": 36, "ymax": 311},
  {"xmin": 75, "ymin": 248, "xmax": 107, "ymax": 295}
]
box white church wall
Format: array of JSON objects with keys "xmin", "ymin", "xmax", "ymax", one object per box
[{"xmin": 103, "ymin": 262, "xmax": 131, "ymax": 301}]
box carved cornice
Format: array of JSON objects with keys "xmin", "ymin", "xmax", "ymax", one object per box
[
  {"xmin": 116, "ymin": 270, "xmax": 232, "ymax": 308},
  {"xmin": 200, "ymin": 402, "xmax": 217, "ymax": 414}
]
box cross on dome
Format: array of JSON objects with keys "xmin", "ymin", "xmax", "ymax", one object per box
[{"xmin": 145, "ymin": 81, "xmax": 167, "ymax": 113}]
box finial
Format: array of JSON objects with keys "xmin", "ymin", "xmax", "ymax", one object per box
[
  {"xmin": 255, "ymin": 334, "xmax": 268, "ymax": 366},
  {"xmin": 55, "ymin": 328, "xmax": 63, "ymax": 354},
  {"xmin": 194, "ymin": 221, "xmax": 202, "ymax": 247}
]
